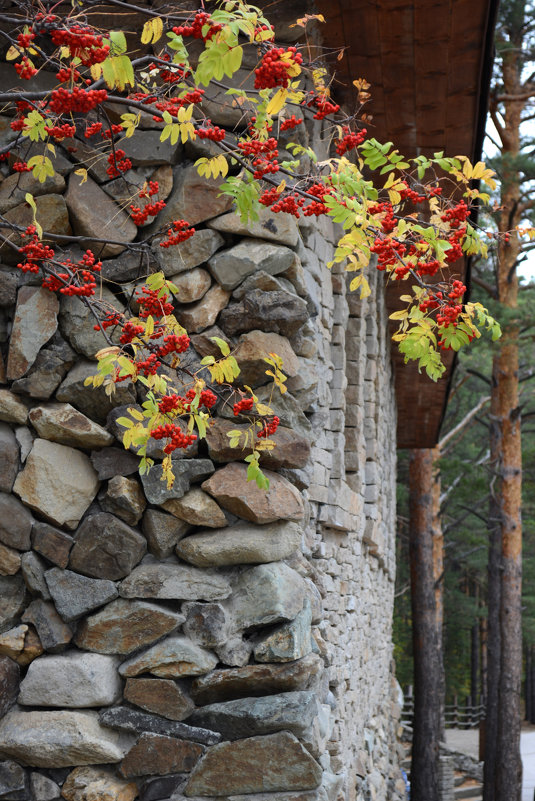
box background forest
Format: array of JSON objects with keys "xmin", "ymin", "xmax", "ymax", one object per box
[{"xmin": 394, "ymin": 310, "xmax": 535, "ymax": 704}]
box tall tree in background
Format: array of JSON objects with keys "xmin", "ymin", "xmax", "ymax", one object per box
[
  {"xmin": 481, "ymin": 2, "xmax": 534, "ymax": 797},
  {"xmin": 408, "ymin": 399, "xmax": 489, "ymax": 801},
  {"xmin": 408, "ymin": 448, "xmax": 441, "ymax": 801}
]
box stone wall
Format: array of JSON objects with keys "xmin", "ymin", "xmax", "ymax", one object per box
[{"xmin": 0, "ymin": 67, "xmax": 403, "ymax": 801}]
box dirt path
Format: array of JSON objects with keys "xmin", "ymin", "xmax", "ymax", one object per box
[{"xmin": 443, "ymin": 725, "xmax": 535, "ymax": 800}]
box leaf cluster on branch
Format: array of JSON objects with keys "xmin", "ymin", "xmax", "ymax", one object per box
[{"xmin": 0, "ymin": 0, "xmax": 503, "ymax": 487}]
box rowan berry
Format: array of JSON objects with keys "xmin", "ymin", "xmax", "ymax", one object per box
[
  {"xmin": 159, "ymin": 220, "xmax": 195, "ymax": 248},
  {"xmin": 85, "ymin": 122, "xmax": 103, "ymax": 138},
  {"xmin": 44, "ymin": 123, "xmax": 76, "ymax": 141},
  {"xmin": 257, "ymin": 415, "xmax": 280, "ymax": 438},
  {"xmin": 280, "ymin": 115, "xmax": 303, "ymax": 131},
  {"xmin": 48, "ymin": 87, "xmax": 108, "ymax": 114},
  {"xmin": 233, "ymin": 397, "xmax": 254, "ymax": 416},
  {"xmin": 335, "ymin": 127, "xmax": 367, "ymax": 155},
  {"xmin": 156, "ymin": 334, "xmax": 190, "ymax": 357},
  {"xmin": 15, "ymin": 56, "xmax": 37, "ymax": 80},
  {"xmin": 186, "ymin": 388, "xmax": 217, "ymax": 409},
  {"xmin": 254, "ymin": 47, "xmax": 303, "ymax": 90}
]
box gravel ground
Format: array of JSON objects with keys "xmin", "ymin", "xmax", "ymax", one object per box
[{"xmin": 444, "ymin": 725, "xmax": 535, "ymax": 800}]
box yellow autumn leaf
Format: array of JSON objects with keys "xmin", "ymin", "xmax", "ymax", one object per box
[
  {"xmin": 74, "ymin": 168, "xmax": 88, "ymax": 185},
  {"xmin": 141, "ymin": 16, "xmax": 163, "ymax": 44},
  {"xmin": 266, "ymin": 88, "xmax": 288, "ymax": 116},
  {"xmin": 349, "ymin": 273, "xmax": 371, "ymax": 298},
  {"xmin": 389, "ymin": 309, "xmax": 410, "ymax": 321}
]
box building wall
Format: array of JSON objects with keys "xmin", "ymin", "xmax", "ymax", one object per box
[{"xmin": 0, "ymin": 78, "xmax": 404, "ymax": 801}]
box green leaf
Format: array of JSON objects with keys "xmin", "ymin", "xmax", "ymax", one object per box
[
  {"xmin": 109, "ymin": 30, "xmax": 127, "ymax": 54},
  {"xmin": 116, "ymin": 416, "xmax": 134, "ymax": 429},
  {"xmin": 22, "ymin": 110, "xmax": 47, "ymax": 142},
  {"xmin": 211, "ymin": 336, "xmax": 230, "ymax": 356}
]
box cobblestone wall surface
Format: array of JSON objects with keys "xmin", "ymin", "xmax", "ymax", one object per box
[{"xmin": 0, "ymin": 62, "xmax": 404, "ymax": 801}]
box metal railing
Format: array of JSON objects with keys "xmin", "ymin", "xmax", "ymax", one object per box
[{"xmin": 402, "ymin": 689, "xmax": 486, "ymax": 729}]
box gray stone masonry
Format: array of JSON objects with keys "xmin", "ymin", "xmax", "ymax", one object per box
[{"xmin": 0, "ymin": 65, "xmax": 402, "ymax": 801}]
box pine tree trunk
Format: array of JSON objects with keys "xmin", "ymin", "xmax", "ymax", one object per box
[
  {"xmin": 471, "ymin": 622, "xmax": 479, "ymax": 710},
  {"xmin": 431, "ymin": 445, "xmax": 446, "ymax": 740},
  {"xmin": 483, "ymin": 448, "xmax": 502, "ymax": 801},
  {"xmin": 409, "ymin": 448, "xmax": 440, "ymax": 801},
  {"xmin": 494, "ymin": 339, "xmax": 523, "ymax": 801},
  {"xmin": 484, "ymin": 12, "xmax": 525, "ymax": 798}
]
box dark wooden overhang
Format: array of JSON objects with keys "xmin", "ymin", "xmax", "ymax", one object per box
[{"xmin": 317, "ymin": 0, "xmax": 499, "ymax": 447}]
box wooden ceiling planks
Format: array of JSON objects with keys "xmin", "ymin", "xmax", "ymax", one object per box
[
  {"xmin": 376, "ymin": 1, "xmax": 417, "ymax": 152},
  {"xmin": 315, "ymin": 0, "xmax": 495, "ymax": 447}
]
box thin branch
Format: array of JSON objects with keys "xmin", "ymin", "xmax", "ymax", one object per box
[
  {"xmin": 439, "ymin": 395, "xmax": 491, "ymax": 451},
  {"xmin": 466, "ymin": 368, "xmax": 492, "ymax": 386}
]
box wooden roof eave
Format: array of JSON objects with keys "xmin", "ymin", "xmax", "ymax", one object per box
[{"xmin": 316, "ymin": 0, "xmax": 499, "ymax": 448}]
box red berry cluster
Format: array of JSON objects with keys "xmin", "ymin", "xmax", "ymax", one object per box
[
  {"xmin": 444, "ymin": 228, "xmax": 466, "ymax": 264},
  {"xmin": 48, "ymin": 87, "xmax": 108, "ymax": 114},
  {"xmin": 437, "ymin": 302, "xmax": 463, "ymax": 328},
  {"xmin": 238, "ymin": 137, "xmax": 279, "ymax": 179},
  {"xmin": 280, "ymin": 115, "xmax": 303, "ymax": 131},
  {"xmin": 172, "ymin": 12, "xmax": 223, "ymax": 41},
  {"xmin": 185, "ymin": 388, "xmax": 217, "ymax": 409},
  {"xmin": 138, "ymin": 181, "xmax": 159, "ymax": 200},
  {"xmin": 156, "ymin": 334, "xmax": 190, "ymax": 358},
  {"xmin": 136, "ymin": 287, "xmax": 174, "ymax": 319},
  {"xmin": 196, "ymin": 124, "xmax": 226, "ymax": 141},
  {"xmin": 118, "ymin": 321, "xmax": 144, "ymax": 343},
  {"xmin": 151, "ymin": 423, "xmax": 197, "ymax": 455},
  {"xmin": 447, "ymin": 279, "xmax": 466, "ymax": 300},
  {"xmin": 271, "ymin": 193, "xmax": 304, "ymax": 217},
  {"xmin": 107, "ymin": 148, "xmax": 132, "ymax": 179},
  {"xmin": 368, "ymin": 201, "xmax": 396, "ymax": 234},
  {"xmin": 17, "ymin": 31, "xmax": 36, "ymax": 48},
  {"xmin": 137, "ymin": 354, "xmax": 161, "ymax": 376},
  {"xmin": 257, "ymin": 415, "xmax": 280, "ymax": 438},
  {"xmin": 254, "ymin": 47, "xmax": 303, "ymax": 90},
  {"xmin": 441, "ymin": 200, "xmax": 470, "ymax": 229},
  {"xmin": 10, "ymin": 117, "xmax": 26, "ymax": 132},
  {"xmin": 370, "ymin": 236, "xmax": 407, "ymax": 271},
  {"xmin": 398, "ymin": 181, "xmax": 426, "ymax": 204},
  {"xmin": 159, "ymin": 220, "xmax": 195, "ymax": 248},
  {"xmin": 153, "ymin": 89, "xmax": 204, "ymax": 118},
  {"xmin": 159, "ymin": 69, "xmax": 183, "ymax": 85},
  {"xmin": 94, "ymin": 312, "xmax": 122, "ymax": 332},
  {"xmin": 309, "ymin": 95, "xmax": 340, "ymax": 120},
  {"xmin": 56, "ymin": 66, "xmax": 81, "ymax": 83},
  {"xmin": 44, "ymin": 123, "xmax": 76, "ymax": 141},
  {"xmin": 419, "ymin": 292, "xmax": 442, "ymax": 313},
  {"xmin": 259, "ymin": 187, "xmax": 280, "ymax": 207},
  {"xmin": 157, "ymin": 394, "xmax": 185, "ymax": 415},
  {"xmin": 42, "ymin": 250, "xmax": 102, "ymax": 297},
  {"xmin": 335, "ymin": 127, "xmax": 367, "ymax": 156},
  {"xmin": 130, "ymin": 199, "xmax": 166, "ymax": 226},
  {"xmin": 85, "ymin": 122, "xmax": 103, "ymax": 138},
  {"xmin": 233, "ymin": 397, "xmax": 254, "ymax": 415},
  {"xmin": 415, "ymin": 258, "xmax": 440, "ymax": 278},
  {"xmin": 12, "ymin": 161, "xmax": 32, "ymax": 173},
  {"xmin": 15, "ymin": 56, "xmax": 37, "ymax": 80},
  {"xmin": 102, "ymin": 124, "xmax": 124, "ymax": 140},
  {"xmin": 303, "ymin": 183, "xmax": 334, "ymax": 217},
  {"xmin": 50, "ymin": 25, "xmax": 110, "ymax": 66},
  {"xmin": 17, "ymin": 226, "xmax": 55, "ymax": 273}
]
